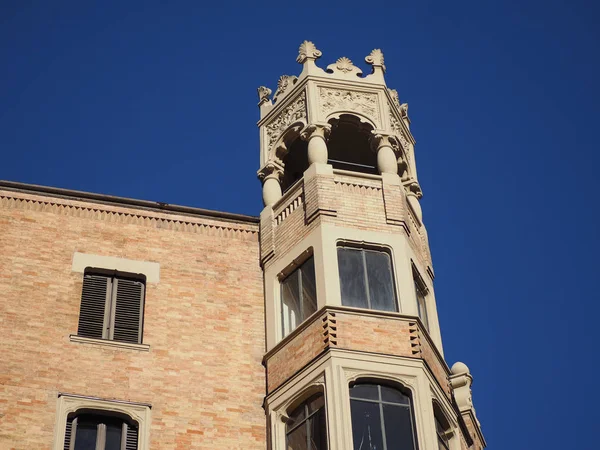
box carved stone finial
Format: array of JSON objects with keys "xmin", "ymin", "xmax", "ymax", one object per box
[
  {"xmin": 272, "ymin": 75, "xmax": 298, "ymax": 103},
  {"xmin": 257, "ymin": 86, "xmax": 272, "ymax": 105},
  {"xmin": 366, "ymin": 49, "xmax": 386, "ymax": 73},
  {"xmin": 297, "ymin": 41, "xmax": 322, "ymax": 64}
]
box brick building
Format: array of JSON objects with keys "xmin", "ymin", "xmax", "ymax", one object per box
[{"xmin": 0, "ymin": 42, "xmax": 485, "ymax": 450}]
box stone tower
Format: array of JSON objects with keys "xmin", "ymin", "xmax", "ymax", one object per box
[{"xmin": 257, "ymin": 42, "xmax": 486, "ymax": 450}]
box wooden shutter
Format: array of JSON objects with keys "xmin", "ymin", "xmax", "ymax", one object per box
[
  {"xmin": 112, "ymin": 278, "xmax": 144, "ymax": 344},
  {"xmin": 125, "ymin": 423, "xmax": 139, "ymax": 450},
  {"xmin": 77, "ymin": 274, "xmax": 109, "ymax": 339}
]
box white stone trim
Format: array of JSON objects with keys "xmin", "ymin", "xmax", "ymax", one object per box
[
  {"xmin": 71, "ymin": 252, "xmax": 160, "ymax": 283},
  {"xmin": 52, "ymin": 393, "xmax": 151, "ymax": 450},
  {"xmin": 69, "ymin": 335, "xmax": 150, "ymax": 351}
]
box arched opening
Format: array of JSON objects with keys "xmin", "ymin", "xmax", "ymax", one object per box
[
  {"xmin": 281, "ymin": 137, "xmax": 309, "ymax": 193},
  {"xmin": 327, "ymin": 115, "xmax": 377, "ymax": 174}
]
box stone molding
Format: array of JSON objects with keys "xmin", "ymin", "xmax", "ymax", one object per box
[
  {"xmin": 69, "ymin": 335, "xmax": 150, "ymax": 351},
  {"xmin": 0, "ymin": 191, "xmax": 258, "ymax": 240}
]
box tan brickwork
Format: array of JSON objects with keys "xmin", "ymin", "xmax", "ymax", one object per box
[{"xmin": 0, "ymin": 189, "xmax": 265, "ymax": 450}]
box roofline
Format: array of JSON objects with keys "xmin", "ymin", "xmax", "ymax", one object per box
[{"xmin": 0, "ymin": 180, "xmax": 259, "ymax": 224}]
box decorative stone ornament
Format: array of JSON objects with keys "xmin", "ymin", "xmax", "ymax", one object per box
[
  {"xmin": 296, "ymin": 40, "xmax": 322, "ymax": 64},
  {"xmin": 365, "ymin": 48, "xmax": 386, "ymax": 73},
  {"xmin": 326, "ymin": 57, "xmax": 363, "ymax": 79},
  {"xmin": 273, "ymin": 75, "xmax": 298, "ymax": 104},
  {"xmin": 257, "ymin": 86, "xmax": 272, "ymax": 105}
]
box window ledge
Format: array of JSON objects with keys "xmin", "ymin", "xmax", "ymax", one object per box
[{"xmin": 69, "ymin": 335, "xmax": 150, "ymax": 351}]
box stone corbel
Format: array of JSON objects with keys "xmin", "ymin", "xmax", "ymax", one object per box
[
  {"xmin": 301, "ymin": 124, "xmax": 331, "ymax": 165},
  {"xmin": 449, "ymin": 362, "xmax": 474, "ymax": 413},
  {"xmin": 258, "ymin": 160, "xmax": 284, "ymax": 207}
]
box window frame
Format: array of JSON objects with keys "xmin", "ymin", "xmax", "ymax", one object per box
[
  {"xmin": 432, "ymin": 401, "xmax": 454, "ymax": 450},
  {"xmin": 279, "ymin": 253, "xmax": 318, "ymax": 338},
  {"xmin": 412, "ymin": 264, "xmax": 429, "ymax": 332},
  {"xmin": 77, "ymin": 268, "xmax": 146, "ymax": 345},
  {"xmin": 336, "ymin": 243, "xmax": 399, "ymax": 313},
  {"xmin": 348, "ymin": 381, "xmax": 418, "ymax": 450},
  {"xmin": 66, "ymin": 411, "xmax": 137, "ymax": 450},
  {"xmin": 53, "ymin": 394, "xmax": 151, "ymax": 450},
  {"xmin": 284, "ymin": 392, "xmax": 328, "ymax": 450}
]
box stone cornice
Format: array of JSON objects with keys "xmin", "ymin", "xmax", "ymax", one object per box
[
  {"xmin": 0, "ymin": 180, "xmax": 258, "ymax": 224},
  {"xmin": 0, "ymin": 184, "xmax": 259, "ymax": 240}
]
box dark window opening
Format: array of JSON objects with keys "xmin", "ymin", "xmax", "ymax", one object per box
[
  {"xmin": 286, "ymin": 393, "xmax": 328, "ymax": 450},
  {"xmin": 337, "ymin": 246, "xmax": 397, "ymax": 312},
  {"xmin": 64, "ymin": 412, "xmax": 138, "ymax": 450},
  {"xmin": 434, "ymin": 404, "xmax": 451, "ymax": 450},
  {"xmin": 327, "ymin": 115, "xmax": 377, "ymax": 174},
  {"xmin": 78, "ymin": 269, "xmax": 145, "ymax": 344},
  {"xmin": 350, "ymin": 383, "xmax": 417, "ymax": 450},
  {"xmin": 281, "ymin": 256, "xmax": 317, "ymax": 337},
  {"xmin": 281, "ymin": 138, "xmax": 309, "ymax": 193}
]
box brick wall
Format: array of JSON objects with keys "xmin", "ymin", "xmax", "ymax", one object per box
[{"xmin": 0, "ymin": 189, "xmax": 265, "ymax": 450}]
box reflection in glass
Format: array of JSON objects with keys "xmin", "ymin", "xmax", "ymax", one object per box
[
  {"xmin": 350, "ymin": 383, "xmax": 417, "ymax": 450},
  {"xmin": 281, "ymin": 256, "xmax": 317, "ymax": 337},
  {"xmin": 286, "ymin": 393, "xmax": 328, "ymax": 450},
  {"xmin": 338, "ymin": 247, "xmax": 397, "ymax": 312}
]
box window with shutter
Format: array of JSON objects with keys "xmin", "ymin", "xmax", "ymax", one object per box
[
  {"xmin": 77, "ymin": 269, "xmax": 145, "ymax": 344},
  {"xmin": 63, "ymin": 413, "xmax": 138, "ymax": 450}
]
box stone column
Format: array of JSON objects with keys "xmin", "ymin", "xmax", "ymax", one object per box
[
  {"xmin": 301, "ymin": 124, "xmax": 331, "ymax": 165},
  {"xmin": 371, "ymin": 133, "xmax": 399, "ymax": 175},
  {"xmin": 258, "ymin": 162, "xmax": 284, "ymax": 207}
]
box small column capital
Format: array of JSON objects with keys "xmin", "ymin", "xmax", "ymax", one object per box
[
  {"xmin": 370, "ymin": 132, "xmax": 399, "ymax": 153},
  {"xmin": 257, "ymin": 160, "xmax": 284, "ymax": 182},
  {"xmin": 300, "ymin": 123, "xmax": 331, "ymax": 142}
]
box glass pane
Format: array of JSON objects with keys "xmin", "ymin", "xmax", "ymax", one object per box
[
  {"xmin": 282, "ymin": 271, "xmax": 301, "ymax": 336},
  {"xmin": 307, "ymin": 394, "xmax": 325, "ymax": 414},
  {"xmin": 350, "ymin": 384, "xmax": 379, "ymax": 401},
  {"xmin": 309, "ymin": 406, "xmax": 328, "ymax": 450},
  {"xmin": 338, "ymin": 248, "xmax": 368, "ymax": 308},
  {"xmin": 380, "ymin": 386, "xmax": 410, "ymax": 405},
  {"xmin": 365, "ymin": 250, "xmax": 396, "ymax": 312},
  {"xmin": 286, "ymin": 422, "xmax": 308, "ymax": 450},
  {"xmin": 74, "ymin": 421, "xmax": 97, "ymax": 450},
  {"xmin": 287, "ymin": 402, "xmax": 306, "ymax": 430},
  {"xmin": 351, "ymin": 399, "xmax": 384, "ymax": 450},
  {"xmin": 301, "ymin": 257, "xmax": 317, "ymax": 318},
  {"xmin": 105, "ymin": 422, "xmax": 123, "ymax": 450},
  {"xmin": 382, "ymin": 404, "xmax": 416, "ymax": 450}
]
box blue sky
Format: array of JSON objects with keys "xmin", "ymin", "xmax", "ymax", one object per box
[{"xmin": 2, "ymin": 1, "xmax": 599, "ymax": 448}]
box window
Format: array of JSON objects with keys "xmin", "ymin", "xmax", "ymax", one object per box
[
  {"xmin": 412, "ymin": 266, "xmax": 429, "ymax": 331},
  {"xmin": 286, "ymin": 393, "xmax": 327, "ymax": 450},
  {"xmin": 349, "ymin": 383, "xmax": 417, "ymax": 450},
  {"xmin": 281, "ymin": 256, "xmax": 317, "ymax": 337},
  {"xmin": 64, "ymin": 412, "xmax": 138, "ymax": 450},
  {"xmin": 77, "ymin": 269, "xmax": 145, "ymax": 344},
  {"xmin": 337, "ymin": 246, "xmax": 397, "ymax": 312},
  {"xmin": 433, "ymin": 402, "xmax": 452, "ymax": 450}
]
